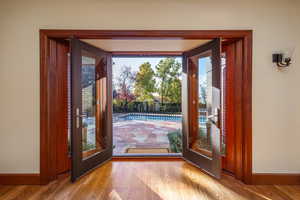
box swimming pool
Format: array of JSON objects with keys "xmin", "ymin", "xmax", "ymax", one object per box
[{"xmin": 118, "ymin": 113, "xmax": 207, "ymax": 123}]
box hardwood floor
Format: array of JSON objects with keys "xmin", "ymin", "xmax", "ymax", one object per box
[{"xmin": 0, "ymin": 161, "xmax": 299, "ymax": 200}]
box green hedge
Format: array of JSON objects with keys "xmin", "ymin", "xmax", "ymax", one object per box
[{"xmin": 167, "ymin": 130, "xmax": 182, "ymax": 153}]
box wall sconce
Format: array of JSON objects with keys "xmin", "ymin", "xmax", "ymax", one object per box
[{"xmin": 272, "ymin": 53, "xmax": 292, "ymax": 68}]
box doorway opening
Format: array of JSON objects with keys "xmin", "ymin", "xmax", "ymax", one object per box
[
  {"xmin": 112, "ymin": 56, "xmax": 183, "ymax": 155},
  {"xmin": 40, "ymin": 30, "xmax": 252, "ymax": 184}
]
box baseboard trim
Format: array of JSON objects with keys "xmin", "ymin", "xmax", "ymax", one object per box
[
  {"xmin": 252, "ymin": 173, "xmax": 300, "ymax": 185},
  {"xmin": 0, "ymin": 174, "xmax": 40, "ymax": 185}
]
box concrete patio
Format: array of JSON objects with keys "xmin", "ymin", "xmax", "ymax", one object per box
[{"xmin": 113, "ymin": 118, "xmax": 181, "ymax": 154}]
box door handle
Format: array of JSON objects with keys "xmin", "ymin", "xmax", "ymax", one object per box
[
  {"xmin": 207, "ymin": 114, "xmax": 217, "ymax": 119},
  {"xmin": 207, "ymin": 108, "xmax": 220, "ymax": 126},
  {"xmin": 76, "ymin": 108, "xmax": 83, "ymax": 128},
  {"xmin": 76, "ymin": 108, "xmax": 86, "ymax": 117},
  {"xmin": 207, "ymin": 114, "xmax": 218, "ymax": 125}
]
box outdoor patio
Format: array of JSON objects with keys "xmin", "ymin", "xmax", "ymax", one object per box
[{"xmin": 113, "ymin": 115, "xmax": 181, "ymax": 154}]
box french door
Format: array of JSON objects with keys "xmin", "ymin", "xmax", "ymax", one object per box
[
  {"xmin": 71, "ymin": 39, "xmax": 112, "ymax": 182},
  {"xmin": 182, "ymin": 38, "xmax": 222, "ymax": 178}
]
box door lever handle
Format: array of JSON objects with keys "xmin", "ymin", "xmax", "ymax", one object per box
[
  {"xmin": 76, "ymin": 108, "xmax": 85, "ymax": 117},
  {"xmin": 207, "ymin": 114, "xmax": 217, "ymax": 119},
  {"xmin": 75, "ymin": 108, "xmax": 84, "ymax": 128},
  {"xmin": 207, "ymin": 115, "xmax": 218, "ymax": 125},
  {"xmin": 207, "ymin": 108, "xmax": 220, "ymax": 127}
]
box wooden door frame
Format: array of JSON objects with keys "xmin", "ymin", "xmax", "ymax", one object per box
[{"xmin": 40, "ymin": 29, "xmax": 252, "ymax": 184}]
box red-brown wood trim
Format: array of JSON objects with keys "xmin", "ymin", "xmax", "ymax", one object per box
[
  {"xmin": 40, "ymin": 31, "xmax": 51, "ymax": 185},
  {"xmin": 40, "ymin": 35, "xmax": 70, "ymax": 184},
  {"xmin": 221, "ymin": 43, "xmax": 236, "ymax": 174},
  {"xmin": 40, "ymin": 29, "xmax": 252, "ymax": 185},
  {"xmin": 0, "ymin": 174, "xmax": 40, "ymax": 185},
  {"xmin": 233, "ymin": 39, "xmax": 244, "ymax": 181},
  {"xmin": 112, "ymin": 51, "xmax": 182, "ymax": 57},
  {"xmin": 40, "ymin": 29, "xmax": 251, "ymax": 39},
  {"xmin": 252, "ymin": 173, "xmax": 300, "ymax": 185},
  {"xmin": 243, "ymin": 33, "xmax": 253, "ymax": 184},
  {"xmin": 47, "ymin": 38, "xmax": 59, "ymax": 182},
  {"xmin": 55, "ymin": 40, "xmax": 71, "ymax": 175},
  {"xmin": 221, "ymin": 38, "xmax": 240, "ymax": 46}
]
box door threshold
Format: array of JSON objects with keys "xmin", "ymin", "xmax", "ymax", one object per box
[{"xmin": 112, "ymin": 153, "xmax": 183, "ymax": 160}]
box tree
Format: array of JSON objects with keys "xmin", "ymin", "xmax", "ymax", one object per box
[
  {"xmin": 155, "ymin": 58, "xmax": 181, "ymax": 104},
  {"xmin": 116, "ymin": 66, "xmax": 136, "ymax": 110},
  {"xmin": 168, "ymin": 77, "xmax": 181, "ymax": 103},
  {"xmin": 134, "ymin": 62, "xmax": 156, "ymax": 102}
]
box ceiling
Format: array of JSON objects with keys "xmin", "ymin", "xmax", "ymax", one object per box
[{"xmin": 81, "ymin": 39, "xmax": 211, "ymax": 52}]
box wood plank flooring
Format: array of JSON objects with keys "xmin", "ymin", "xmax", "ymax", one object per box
[{"xmin": 0, "ymin": 161, "xmax": 300, "ymax": 200}]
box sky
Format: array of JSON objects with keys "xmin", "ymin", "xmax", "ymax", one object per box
[{"xmin": 198, "ymin": 57, "xmax": 209, "ymax": 79}]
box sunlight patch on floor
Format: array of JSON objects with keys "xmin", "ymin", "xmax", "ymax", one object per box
[
  {"xmin": 182, "ymin": 165, "xmax": 247, "ymax": 200},
  {"xmin": 135, "ymin": 163, "xmax": 209, "ymax": 200},
  {"xmin": 109, "ymin": 190, "xmax": 123, "ymax": 200}
]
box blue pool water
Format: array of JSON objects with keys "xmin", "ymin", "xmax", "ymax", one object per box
[{"xmin": 118, "ymin": 114, "xmax": 207, "ymax": 123}]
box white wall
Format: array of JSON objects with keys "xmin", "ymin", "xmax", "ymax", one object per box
[{"xmin": 0, "ymin": 0, "xmax": 299, "ymax": 174}]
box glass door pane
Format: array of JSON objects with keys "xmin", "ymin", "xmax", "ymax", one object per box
[
  {"xmin": 188, "ymin": 50, "xmax": 213, "ymax": 158},
  {"xmin": 81, "ymin": 50, "xmax": 106, "ymax": 159}
]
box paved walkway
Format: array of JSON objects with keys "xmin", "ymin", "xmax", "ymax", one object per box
[{"xmin": 113, "ymin": 119, "xmax": 181, "ymax": 154}]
